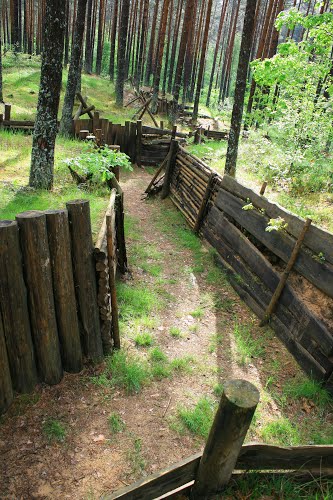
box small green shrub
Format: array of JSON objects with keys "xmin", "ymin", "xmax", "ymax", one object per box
[
  {"xmin": 108, "ymin": 412, "xmax": 126, "ymax": 434},
  {"xmin": 42, "ymin": 419, "xmax": 67, "ymax": 443},
  {"xmin": 177, "ymin": 398, "xmax": 216, "ymax": 439},
  {"xmin": 106, "ymin": 350, "xmax": 150, "ymax": 394},
  {"xmin": 134, "ymin": 333, "xmax": 154, "ymax": 347},
  {"xmin": 170, "ymin": 327, "xmax": 183, "ymax": 338}
]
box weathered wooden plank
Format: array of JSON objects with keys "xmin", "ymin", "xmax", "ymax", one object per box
[
  {"xmin": 201, "ymin": 222, "xmax": 329, "ymax": 381},
  {"xmin": 16, "ymin": 211, "xmax": 63, "ymax": 385},
  {"xmin": 105, "ymin": 453, "xmax": 201, "ymax": 499},
  {"xmin": 221, "ymin": 175, "xmax": 333, "ymax": 266},
  {"xmin": 142, "ymin": 125, "xmax": 188, "ymax": 138},
  {"xmin": 0, "ymin": 309, "xmax": 13, "ymax": 414},
  {"xmin": 205, "ymin": 206, "xmax": 333, "ymax": 356},
  {"xmin": 0, "ymin": 220, "xmax": 37, "ymax": 392},
  {"xmin": 105, "ymin": 444, "xmax": 333, "ymax": 499},
  {"xmin": 215, "ymin": 188, "xmax": 333, "ymax": 298}
]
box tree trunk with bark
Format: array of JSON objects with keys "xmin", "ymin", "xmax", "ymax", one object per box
[
  {"xmin": 109, "ymin": 0, "xmax": 118, "ymax": 81},
  {"xmin": 115, "ymin": 0, "xmax": 130, "ymax": 106},
  {"xmin": 29, "ymin": 0, "xmax": 66, "ymax": 190},
  {"xmin": 152, "ymin": 0, "xmax": 170, "ymax": 109},
  {"xmin": 192, "ymin": 0, "xmax": 212, "ymax": 121},
  {"xmin": 59, "ymin": 0, "xmax": 88, "ymax": 136},
  {"xmin": 225, "ymin": 0, "xmax": 258, "ymax": 178},
  {"xmin": 145, "ymin": 0, "xmax": 160, "ymax": 85}
]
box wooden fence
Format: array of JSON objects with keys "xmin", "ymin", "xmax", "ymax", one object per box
[
  {"xmin": 74, "ymin": 115, "xmax": 184, "ymax": 166},
  {"xmin": 162, "ymin": 142, "xmax": 333, "ymax": 394},
  {"xmin": 0, "ymin": 193, "xmax": 126, "ymax": 415},
  {"xmin": 106, "ymin": 379, "xmax": 333, "ymax": 499}
]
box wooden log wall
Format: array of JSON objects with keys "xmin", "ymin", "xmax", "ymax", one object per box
[
  {"xmin": 0, "ymin": 197, "xmax": 125, "ymax": 414},
  {"xmin": 74, "ymin": 115, "xmax": 175, "ymax": 167},
  {"xmin": 168, "ymin": 148, "xmax": 333, "ymax": 393}
]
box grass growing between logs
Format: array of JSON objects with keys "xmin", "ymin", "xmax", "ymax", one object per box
[{"xmin": 222, "ymin": 473, "xmax": 333, "ymax": 500}]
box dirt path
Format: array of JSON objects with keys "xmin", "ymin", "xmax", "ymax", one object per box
[{"xmin": 0, "ymin": 168, "xmax": 330, "ymax": 499}]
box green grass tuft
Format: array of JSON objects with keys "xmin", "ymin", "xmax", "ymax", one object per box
[
  {"xmin": 108, "ymin": 412, "xmax": 126, "ymax": 434},
  {"xmin": 170, "ymin": 326, "xmax": 183, "ymax": 338},
  {"xmin": 134, "ymin": 332, "xmax": 154, "ymax": 347},
  {"xmin": 261, "ymin": 417, "xmax": 300, "ymax": 446},
  {"xmin": 42, "ymin": 419, "xmax": 67, "ymax": 443},
  {"xmin": 177, "ymin": 397, "xmax": 216, "ymax": 439},
  {"xmin": 106, "ymin": 350, "xmax": 150, "ymax": 395}
]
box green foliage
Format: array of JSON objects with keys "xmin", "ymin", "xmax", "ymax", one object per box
[
  {"xmin": 177, "ymin": 398, "xmax": 216, "ymax": 439},
  {"xmin": 106, "ymin": 350, "xmax": 151, "ymax": 395},
  {"xmin": 169, "ymin": 326, "xmax": 183, "ymax": 338},
  {"xmin": 108, "ymin": 412, "xmax": 126, "ymax": 434},
  {"xmin": 223, "ymin": 472, "xmax": 333, "ymax": 499},
  {"xmin": 261, "ymin": 417, "xmax": 300, "ymax": 446},
  {"xmin": 64, "ymin": 145, "xmax": 132, "ymax": 184},
  {"xmin": 134, "ymin": 332, "xmax": 154, "ymax": 347},
  {"xmin": 234, "ymin": 323, "xmax": 265, "ymax": 365},
  {"xmin": 42, "ymin": 419, "xmax": 67, "ymax": 443},
  {"xmin": 265, "ymin": 216, "xmax": 288, "ymax": 233},
  {"xmin": 284, "ymin": 377, "xmax": 332, "ymax": 408},
  {"xmin": 250, "ymin": 8, "xmax": 333, "ymax": 194}
]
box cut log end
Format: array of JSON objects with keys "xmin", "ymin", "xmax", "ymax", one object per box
[{"xmin": 224, "ymin": 379, "xmax": 260, "ymax": 409}]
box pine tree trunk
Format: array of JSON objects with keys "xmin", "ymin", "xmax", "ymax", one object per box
[
  {"xmin": 115, "ymin": 0, "xmax": 130, "ymax": 106},
  {"xmin": 225, "ymin": 0, "xmax": 258, "ymax": 178},
  {"xmin": 167, "ymin": 0, "xmax": 184, "ymax": 93},
  {"xmin": 64, "ymin": 0, "xmax": 70, "ymax": 66},
  {"xmin": 161, "ymin": 0, "xmax": 173, "ymax": 95},
  {"xmin": 136, "ymin": 0, "xmax": 149, "ymax": 85},
  {"xmin": 0, "ymin": 11, "xmax": 3, "ymax": 103},
  {"xmin": 206, "ymin": 0, "xmax": 228, "ymax": 107},
  {"xmin": 84, "ymin": 0, "xmax": 93, "ymax": 73},
  {"xmin": 145, "ymin": 0, "xmax": 160, "ymax": 85},
  {"xmin": 59, "ymin": 0, "xmax": 88, "ymax": 136},
  {"xmin": 109, "ymin": 0, "xmax": 118, "ymax": 81},
  {"xmin": 29, "ymin": 0, "xmax": 66, "ymax": 190},
  {"xmin": 152, "ymin": 0, "xmax": 170, "ymax": 109},
  {"xmin": 192, "ymin": 0, "xmax": 212, "ymax": 121},
  {"xmin": 173, "ymin": 0, "xmax": 195, "ymax": 108},
  {"xmin": 95, "ymin": 0, "xmax": 105, "ymax": 75}
]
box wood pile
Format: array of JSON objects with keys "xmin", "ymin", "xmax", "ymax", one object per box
[{"xmin": 169, "ymin": 146, "xmax": 215, "ymax": 229}]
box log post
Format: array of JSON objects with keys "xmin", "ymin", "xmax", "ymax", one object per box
[
  {"xmin": 161, "ymin": 139, "xmax": 179, "ymax": 199},
  {"xmin": 45, "ymin": 210, "xmax": 83, "ymax": 373},
  {"xmin": 130, "ymin": 121, "xmax": 137, "ymax": 164},
  {"xmin": 115, "ymin": 193, "xmax": 128, "ymax": 274},
  {"xmin": 93, "ymin": 111, "xmax": 100, "ymax": 134},
  {"xmin": 136, "ymin": 120, "xmax": 142, "ymax": 167},
  {"xmin": 260, "ymin": 181, "xmax": 268, "ymax": 196},
  {"xmin": 0, "ymin": 309, "xmax": 13, "ymax": 414},
  {"xmin": 106, "ymin": 213, "xmax": 120, "ymax": 349},
  {"xmin": 193, "ymin": 174, "xmax": 216, "ymax": 234},
  {"xmin": 79, "ymin": 129, "xmax": 90, "ymax": 140},
  {"xmin": 191, "ymin": 379, "xmax": 259, "ymax": 499},
  {"xmin": 124, "ymin": 121, "xmax": 130, "ymax": 155},
  {"xmin": 0, "ymin": 221, "xmax": 37, "ymax": 392},
  {"xmin": 66, "ymin": 200, "xmax": 103, "ymax": 363},
  {"xmin": 16, "ymin": 211, "xmax": 63, "ymax": 385},
  {"xmin": 4, "ymin": 103, "xmax": 11, "ymax": 121}
]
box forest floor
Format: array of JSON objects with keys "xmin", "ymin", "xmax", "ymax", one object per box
[{"xmin": 1, "ymin": 167, "xmax": 332, "ymax": 499}]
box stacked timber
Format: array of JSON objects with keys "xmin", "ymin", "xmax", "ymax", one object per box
[
  {"xmin": 94, "ymin": 190, "xmax": 118, "ymax": 354},
  {"xmin": 169, "ymin": 146, "xmax": 214, "ymax": 228}
]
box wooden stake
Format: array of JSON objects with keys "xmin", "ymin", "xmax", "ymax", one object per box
[
  {"xmin": 0, "ymin": 220, "xmax": 37, "ymax": 392},
  {"xmin": 16, "ymin": 211, "xmax": 63, "ymax": 385},
  {"xmin": 260, "ymin": 181, "xmax": 268, "ymax": 196},
  {"xmin": 260, "ymin": 218, "xmax": 312, "ymax": 326},
  {"xmin": 161, "ymin": 140, "xmax": 179, "ymax": 199},
  {"xmin": 0, "ymin": 309, "xmax": 13, "ymax": 415},
  {"xmin": 76, "ymin": 93, "xmax": 94, "ymax": 119},
  {"xmin": 106, "ymin": 211, "xmax": 120, "ymax": 349},
  {"xmin": 191, "ymin": 379, "xmax": 259, "ymax": 498},
  {"xmin": 193, "ymin": 174, "xmax": 216, "ymax": 233},
  {"xmin": 145, "ymin": 153, "xmax": 171, "ymax": 194},
  {"xmin": 136, "ymin": 120, "xmax": 142, "ymax": 167},
  {"xmin": 45, "ymin": 210, "xmax": 83, "ymax": 373},
  {"xmin": 66, "ymin": 200, "xmax": 103, "ymax": 363}
]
